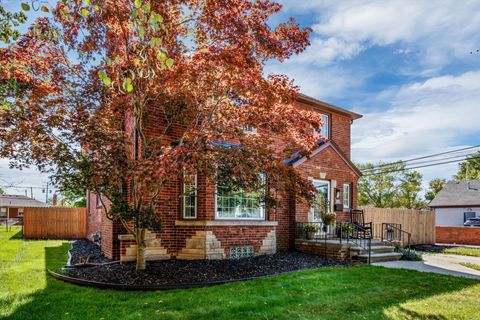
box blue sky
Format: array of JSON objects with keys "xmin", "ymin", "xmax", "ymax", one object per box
[{"xmin": 1, "ymin": 0, "xmax": 480, "ymax": 200}]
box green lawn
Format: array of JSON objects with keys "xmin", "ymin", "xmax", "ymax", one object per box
[
  {"xmin": 1, "ymin": 227, "xmax": 480, "ymax": 320},
  {"xmin": 443, "ymin": 246, "xmax": 480, "ymax": 258},
  {"xmin": 460, "ymin": 262, "xmax": 480, "ymax": 272}
]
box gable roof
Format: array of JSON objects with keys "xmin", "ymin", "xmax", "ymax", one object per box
[
  {"xmin": 285, "ymin": 141, "xmax": 362, "ymax": 177},
  {"xmin": 297, "ymin": 94, "xmax": 363, "ymax": 120},
  {"xmin": 0, "ymin": 194, "xmax": 49, "ymax": 208},
  {"xmin": 429, "ymin": 180, "xmax": 480, "ymax": 208}
]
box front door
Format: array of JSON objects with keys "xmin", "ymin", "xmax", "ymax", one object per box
[{"xmin": 310, "ymin": 179, "xmax": 330, "ymax": 222}]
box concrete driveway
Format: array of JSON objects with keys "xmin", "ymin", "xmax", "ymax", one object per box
[{"xmin": 373, "ymin": 253, "xmax": 480, "ymax": 280}]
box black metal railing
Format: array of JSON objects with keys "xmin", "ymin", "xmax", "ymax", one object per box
[
  {"xmin": 381, "ymin": 223, "xmax": 411, "ymax": 248},
  {"xmin": 295, "ymin": 221, "xmax": 372, "ymax": 264}
]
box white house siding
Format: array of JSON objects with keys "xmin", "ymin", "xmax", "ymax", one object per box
[{"xmin": 435, "ymin": 207, "xmax": 480, "ymax": 226}]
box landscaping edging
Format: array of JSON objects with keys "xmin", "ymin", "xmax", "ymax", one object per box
[{"xmin": 48, "ymin": 267, "xmax": 320, "ymax": 291}]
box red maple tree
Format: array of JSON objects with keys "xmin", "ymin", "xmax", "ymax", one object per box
[{"xmin": 0, "ymin": 0, "xmax": 325, "ymax": 270}]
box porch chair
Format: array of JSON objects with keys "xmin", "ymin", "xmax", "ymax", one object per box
[{"xmin": 349, "ymin": 209, "xmax": 372, "ymax": 239}]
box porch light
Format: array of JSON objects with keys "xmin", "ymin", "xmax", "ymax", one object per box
[{"xmin": 335, "ymin": 188, "xmax": 341, "ymax": 199}]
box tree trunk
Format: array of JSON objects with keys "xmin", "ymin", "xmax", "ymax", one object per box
[{"xmin": 136, "ymin": 229, "xmax": 147, "ymax": 270}]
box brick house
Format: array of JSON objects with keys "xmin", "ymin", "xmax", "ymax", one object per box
[{"xmin": 86, "ymin": 94, "xmax": 362, "ymax": 261}]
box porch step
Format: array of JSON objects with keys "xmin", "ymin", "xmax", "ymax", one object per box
[
  {"xmin": 350, "ymin": 245, "xmax": 395, "ymax": 255},
  {"xmin": 356, "ymin": 252, "xmax": 402, "ymax": 263}
]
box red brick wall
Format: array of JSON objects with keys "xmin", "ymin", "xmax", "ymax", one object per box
[
  {"xmin": 436, "ymin": 226, "xmax": 480, "ymax": 245},
  {"xmin": 209, "ymin": 226, "xmax": 274, "ymax": 257},
  {"xmin": 294, "ymin": 145, "xmax": 359, "ymax": 223}
]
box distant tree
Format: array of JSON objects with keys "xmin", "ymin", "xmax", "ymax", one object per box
[
  {"xmin": 358, "ymin": 162, "xmax": 425, "ymax": 209},
  {"xmin": 60, "ymin": 186, "xmax": 87, "ymax": 208},
  {"xmin": 455, "ymin": 151, "xmax": 480, "ymax": 180},
  {"xmin": 357, "ymin": 162, "xmax": 403, "ymax": 208},
  {"xmin": 425, "ymin": 178, "xmax": 446, "ymax": 202},
  {"xmin": 396, "ymin": 171, "xmax": 426, "ymax": 209},
  {"xmin": 0, "ymin": 186, "xmax": 4, "ymax": 195}
]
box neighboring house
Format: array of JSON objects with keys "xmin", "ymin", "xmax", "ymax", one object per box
[
  {"xmin": 0, "ymin": 194, "xmax": 49, "ymax": 221},
  {"xmin": 87, "ymin": 94, "xmax": 363, "ymax": 261},
  {"xmin": 429, "ymin": 180, "xmax": 480, "ymax": 226}
]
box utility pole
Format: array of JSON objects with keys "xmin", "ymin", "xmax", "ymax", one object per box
[
  {"xmin": 30, "ymin": 187, "xmax": 33, "ymax": 199},
  {"xmin": 45, "ymin": 183, "xmax": 49, "ymax": 203}
]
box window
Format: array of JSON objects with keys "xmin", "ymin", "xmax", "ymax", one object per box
[
  {"xmin": 314, "ymin": 114, "xmax": 330, "ymax": 139},
  {"xmin": 0, "ymin": 208, "xmax": 6, "ymax": 217},
  {"xmin": 183, "ymin": 174, "xmax": 197, "ymax": 219},
  {"xmin": 343, "ymin": 184, "xmax": 351, "ymax": 209},
  {"xmin": 464, "ymin": 211, "xmax": 476, "ymax": 223},
  {"xmin": 215, "ymin": 175, "xmax": 265, "ymax": 220},
  {"xmin": 242, "ymin": 125, "xmax": 257, "ymax": 134},
  {"xmin": 96, "ymin": 194, "xmax": 102, "ymax": 208},
  {"xmin": 230, "ymin": 246, "xmax": 254, "ymax": 259},
  {"xmin": 17, "ymin": 208, "xmax": 24, "ymax": 217}
]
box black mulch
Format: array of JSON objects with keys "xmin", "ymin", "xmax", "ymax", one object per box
[
  {"xmin": 65, "ymin": 251, "xmax": 354, "ymax": 286},
  {"xmin": 411, "ymin": 244, "xmax": 456, "ymax": 253},
  {"xmin": 69, "ymin": 239, "xmax": 111, "ymax": 264}
]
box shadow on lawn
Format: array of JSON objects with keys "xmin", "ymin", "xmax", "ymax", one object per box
[{"xmin": 4, "ymin": 239, "xmax": 480, "ymax": 320}]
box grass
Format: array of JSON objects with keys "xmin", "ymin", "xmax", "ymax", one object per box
[
  {"xmin": 460, "ymin": 262, "xmax": 480, "ymax": 271},
  {"xmin": 443, "ymin": 246, "xmax": 480, "ymax": 257},
  {"xmin": 1, "ymin": 227, "xmax": 480, "ymax": 320}
]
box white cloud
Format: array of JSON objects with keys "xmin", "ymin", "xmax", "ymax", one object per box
[
  {"xmin": 280, "ymin": 0, "xmax": 480, "ymax": 68},
  {"xmin": 265, "ymin": 63, "xmax": 365, "ymax": 100},
  {"xmin": 0, "ymin": 158, "xmax": 51, "ymax": 202},
  {"xmin": 351, "ymin": 70, "xmax": 480, "ymax": 183}
]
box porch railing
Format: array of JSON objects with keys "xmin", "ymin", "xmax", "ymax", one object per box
[{"xmin": 295, "ymin": 221, "xmax": 372, "ymax": 264}]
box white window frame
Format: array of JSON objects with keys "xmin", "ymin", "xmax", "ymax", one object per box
[
  {"xmin": 310, "ymin": 179, "xmax": 331, "ymax": 222},
  {"xmin": 343, "ymin": 183, "xmax": 351, "ymax": 210},
  {"xmin": 242, "ymin": 125, "xmax": 257, "ymax": 134},
  {"xmin": 214, "ymin": 175, "xmax": 266, "ymax": 220},
  {"xmin": 314, "ymin": 114, "xmax": 330, "ymax": 139},
  {"xmin": 183, "ymin": 174, "xmax": 197, "ymax": 219},
  {"xmin": 0, "ymin": 207, "xmax": 6, "ymax": 217},
  {"xmin": 17, "ymin": 208, "xmax": 24, "ymax": 217}
]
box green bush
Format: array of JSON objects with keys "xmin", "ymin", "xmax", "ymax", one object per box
[{"xmin": 395, "ymin": 247, "xmax": 423, "ymax": 261}]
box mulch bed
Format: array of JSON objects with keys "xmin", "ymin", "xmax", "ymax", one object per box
[
  {"xmin": 66, "ymin": 240, "xmax": 354, "ymax": 286},
  {"xmin": 69, "ymin": 239, "xmax": 111, "ymax": 264},
  {"xmin": 411, "ymin": 244, "xmax": 455, "ymax": 253}
]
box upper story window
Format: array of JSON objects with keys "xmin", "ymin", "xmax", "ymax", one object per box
[
  {"xmin": 242, "ymin": 125, "xmax": 257, "ymax": 134},
  {"xmin": 215, "ymin": 174, "xmax": 265, "ymax": 220},
  {"xmin": 96, "ymin": 194, "xmax": 102, "ymax": 208},
  {"xmin": 183, "ymin": 174, "xmax": 197, "ymax": 219},
  {"xmin": 314, "ymin": 113, "xmax": 330, "ymax": 139}
]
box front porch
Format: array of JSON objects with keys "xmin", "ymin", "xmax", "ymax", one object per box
[{"xmin": 294, "ymin": 220, "xmax": 409, "ymax": 263}]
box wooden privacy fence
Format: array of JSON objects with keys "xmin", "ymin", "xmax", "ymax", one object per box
[
  {"xmin": 23, "ymin": 207, "xmax": 86, "ymax": 239},
  {"xmin": 359, "ymin": 206, "xmax": 436, "ymax": 245}
]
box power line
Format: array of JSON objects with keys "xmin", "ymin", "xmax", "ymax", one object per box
[
  {"xmin": 361, "ymin": 145, "xmax": 480, "ymax": 172},
  {"xmin": 361, "ymin": 151, "xmax": 479, "ymax": 173},
  {"xmin": 362, "ymin": 155, "xmax": 480, "ymax": 176}
]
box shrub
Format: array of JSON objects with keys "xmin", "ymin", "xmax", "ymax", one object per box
[{"xmin": 395, "ymin": 247, "xmax": 423, "ymax": 261}]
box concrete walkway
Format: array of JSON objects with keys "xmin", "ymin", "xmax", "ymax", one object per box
[{"xmin": 373, "ymin": 253, "xmax": 480, "ymax": 280}]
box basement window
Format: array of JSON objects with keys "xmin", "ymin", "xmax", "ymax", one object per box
[{"xmin": 230, "ymin": 246, "xmax": 254, "ymax": 259}]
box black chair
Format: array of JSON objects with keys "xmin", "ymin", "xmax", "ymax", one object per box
[{"xmin": 350, "ymin": 209, "xmax": 372, "ymax": 239}]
